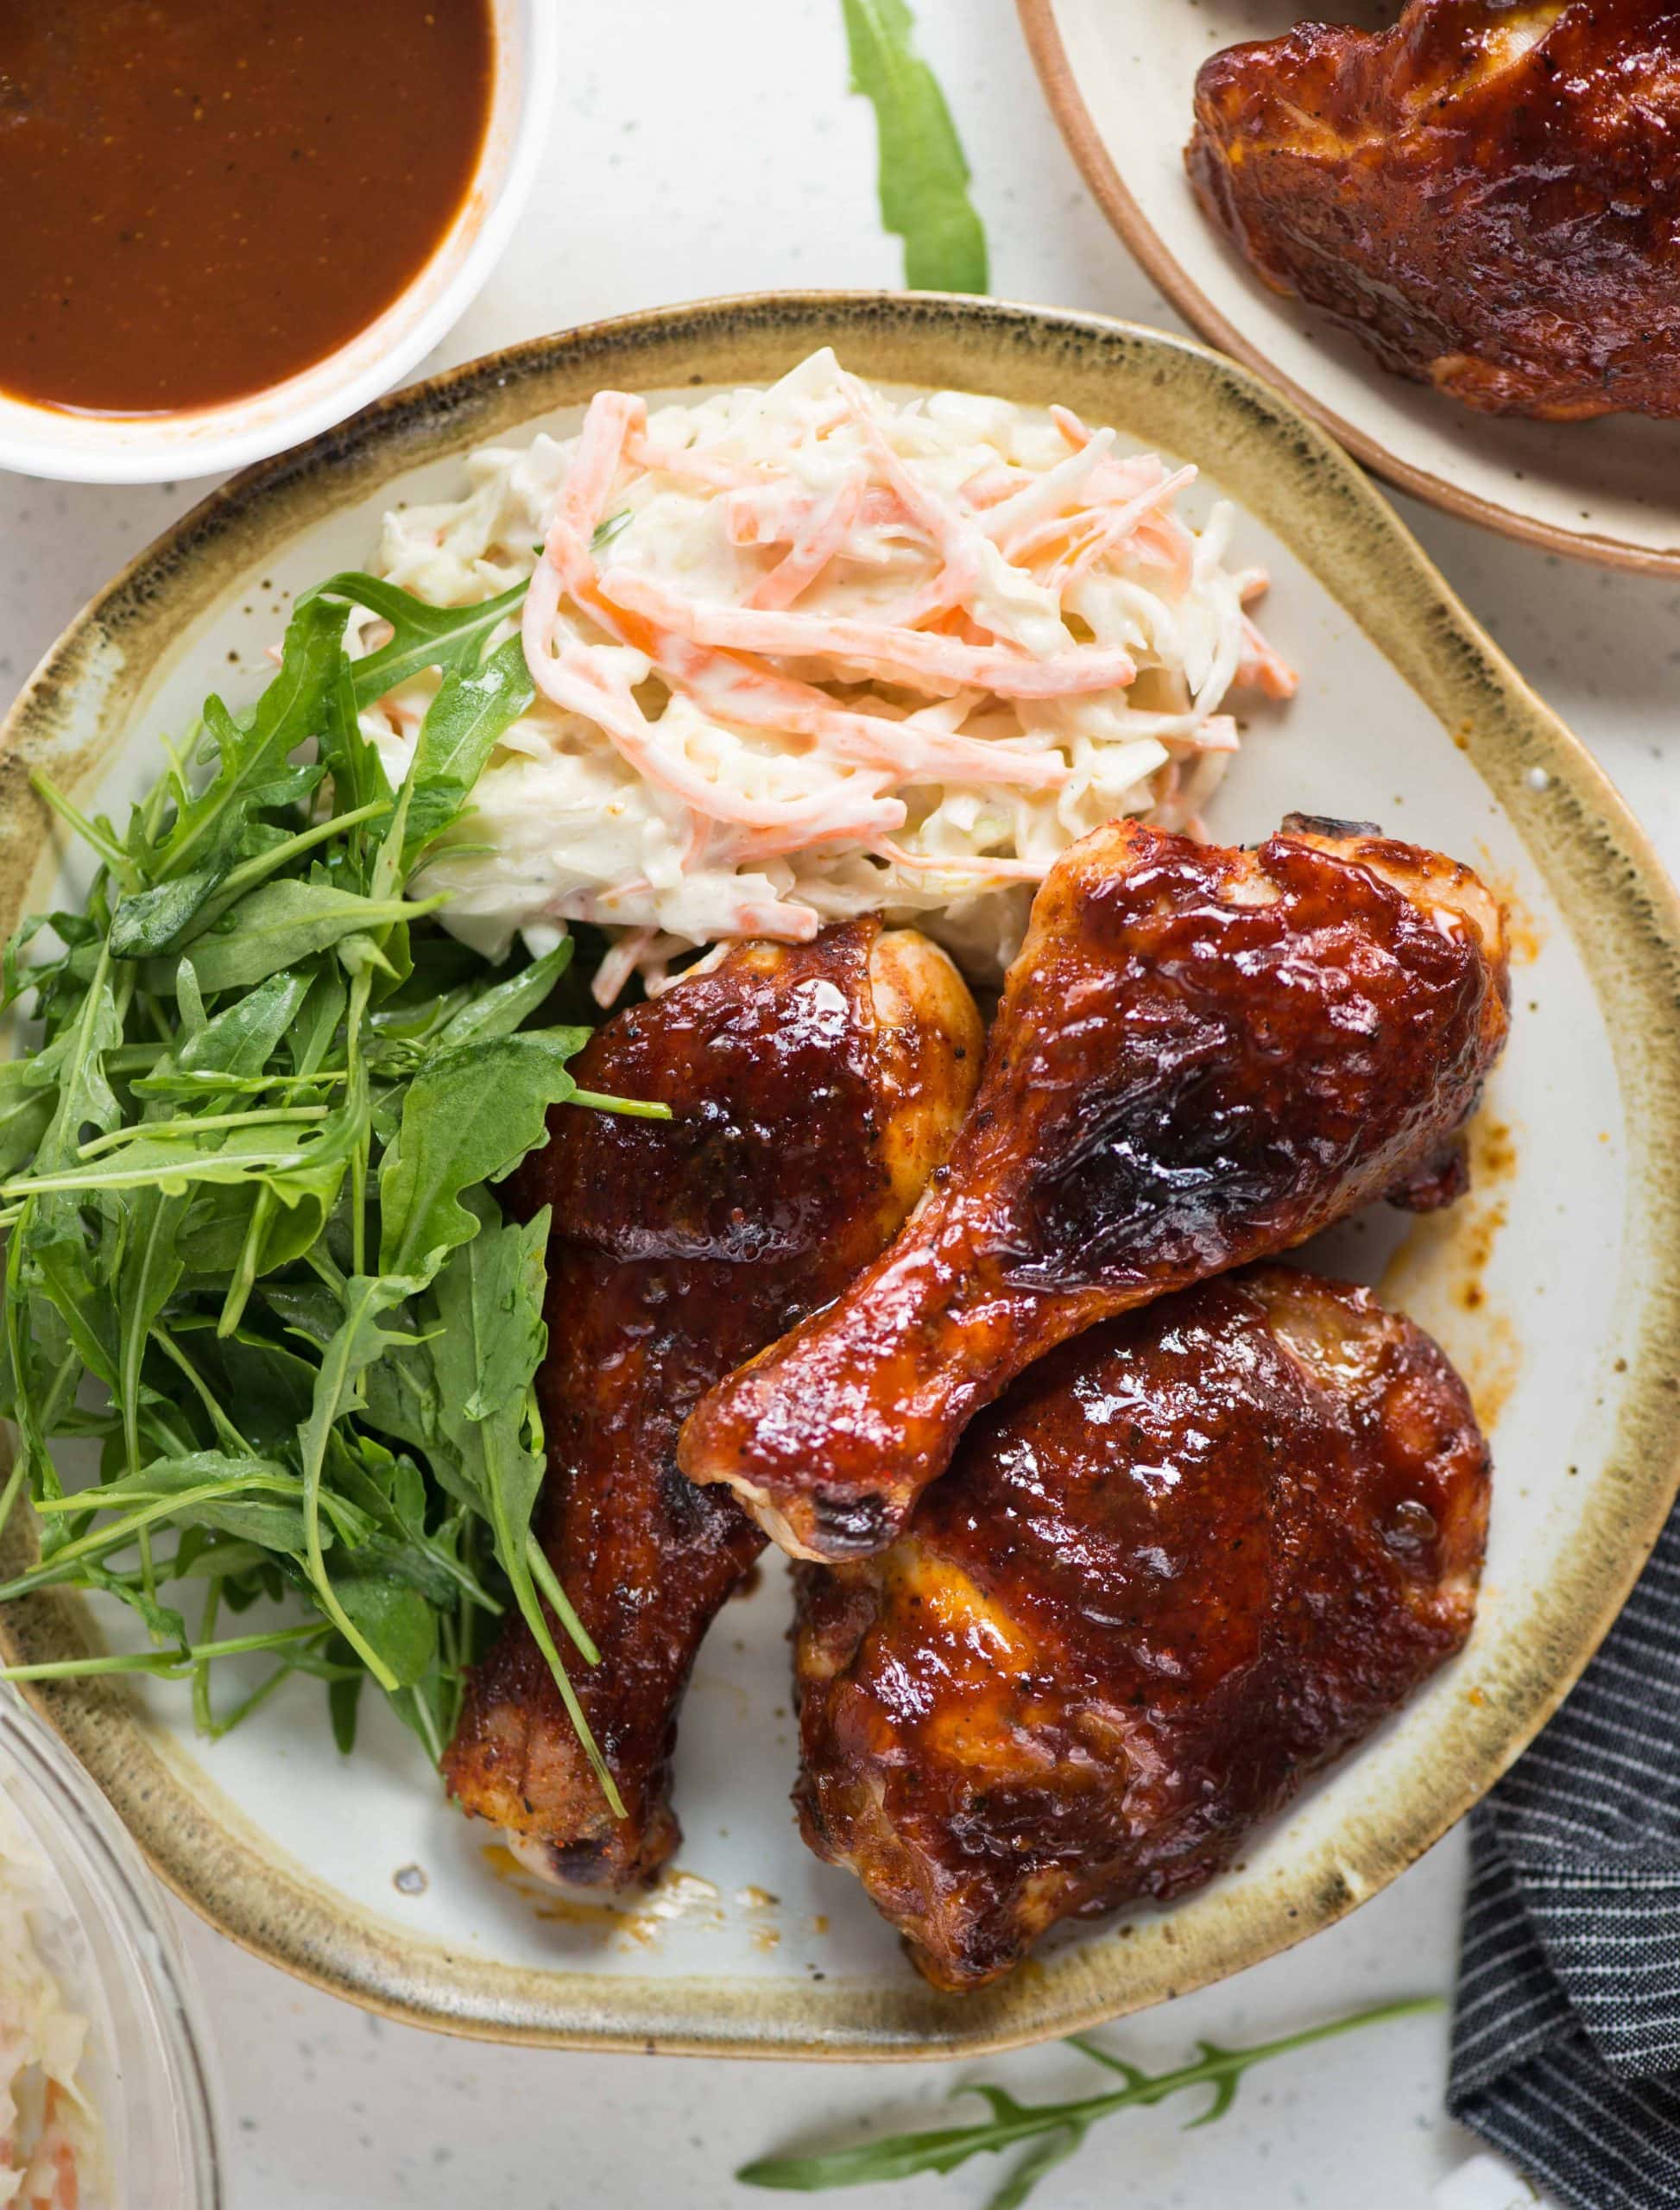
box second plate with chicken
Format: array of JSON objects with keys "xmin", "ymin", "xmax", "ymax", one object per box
[
  {"xmin": 2, "ymin": 294, "xmax": 1677, "ymax": 2056},
  {"xmin": 1021, "ymin": 0, "xmax": 1680, "ymax": 573}
]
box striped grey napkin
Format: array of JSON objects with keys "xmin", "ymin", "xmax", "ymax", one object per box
[{"xmin": 1449, "ymin": 1504, "xmax": 1680, "ymax": 2209}]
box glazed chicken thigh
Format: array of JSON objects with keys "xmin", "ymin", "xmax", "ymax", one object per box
[
  {"xmin": 1187, "ymin": 1, "xmax": 1680, "ymax": 420},
  {"xmin": 443, "ymin": 921, "xmax": 982, "ymax": 1884},
  {"xmin": 793, "ymin": 1265, "xmax": 1491, "ymax": 1990},
  {"xmin": 679, "ymin": 817, "xmax": 1508, "ymax": 1562}
]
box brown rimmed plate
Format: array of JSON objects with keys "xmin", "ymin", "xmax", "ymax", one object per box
[
  {"xmin": 2, "ymin": 291, "xmax": 1678, "ymax": 2055},
  {"xmin": 1020, "ymin": 0, "xmax": 1680, "ymax": 576}
]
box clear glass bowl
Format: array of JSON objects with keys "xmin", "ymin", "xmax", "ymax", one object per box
[{"xmin": 0, "ymin": 1688, "xmax": 223, "ymax": 2208}]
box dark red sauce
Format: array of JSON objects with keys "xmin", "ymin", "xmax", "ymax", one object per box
[{"xmin": 0, "ymin": 0, "xmax": 495, "ymax": 416}]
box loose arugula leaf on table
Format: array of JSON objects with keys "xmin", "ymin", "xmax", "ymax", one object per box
[
  {"xmin": 0, "ymin": 568, "xmax": 665, "ymax": 1796},
  {"xmin": 842, "ymin": 0, "xmax": 989, "ymax": 294},
  {"xmin": 738, "ymin": 1997, "xmax": 1443, "ymax": 2206}
]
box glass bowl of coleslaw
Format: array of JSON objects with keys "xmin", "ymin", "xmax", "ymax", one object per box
[{"xmin": 0, "ymin": 1689, "xmax": 222, "ymax": 2209}]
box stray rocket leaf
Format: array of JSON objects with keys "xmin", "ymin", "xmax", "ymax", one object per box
[{"xmin": 842, "ymin": 0, "xmax": 988, "ymax": 294}]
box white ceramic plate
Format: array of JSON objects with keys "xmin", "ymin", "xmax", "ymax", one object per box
[
  {"xmin": 1020, "ymin": 0, "xmax": 1680, "ymax": 575},
  {"xmin": 3, "ymin": 295, "xmax": 1678, "ymax": 2056}
]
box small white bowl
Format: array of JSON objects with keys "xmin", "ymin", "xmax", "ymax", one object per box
[{"xmin": 0, "ymin": 0, "xmax": 557, "ymax": 487}]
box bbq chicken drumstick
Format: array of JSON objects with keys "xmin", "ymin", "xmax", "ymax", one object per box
[
  {"xmin": 680, "ymin": 818, "xmax": 1508, "ymax": 1561},
  {"xmin": 443, "ymin": 921, "xmax": 982, "ymax": 1884},
  {"xmin": 793, "ymin": 1265, "xmax": 1491, "ymax": 1990}
]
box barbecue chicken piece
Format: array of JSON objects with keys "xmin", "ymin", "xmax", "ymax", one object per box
[
  {"xmin": 1186, "ymin": 1, "xmax": 1680, "ymax": 421},
  {"xmin": 680, "ymin": 817, "xmax": 1507, "ymax": 1562},
  {"xmin": 793, "ymin": 1264, "xmax": 1490, "ymax": 1989},
  {"xmin": 443, "ymin": 921, "xmax": 982, "ymax": 1885}
]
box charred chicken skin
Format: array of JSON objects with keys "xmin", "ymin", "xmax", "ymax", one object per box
[
  {"xmin": 442, "ymin": 921, "xmax": 982, "ymax": 1885},
  {"xmin": 1187, "ymin": 2, "xmax": 1680, "ymax": 421},
  {"xmin": 793, "ymin": 1264, "xmax": 1491, "ymax": 1990},
  {"xmin": 679, "ymin": 817, "xmax": 1508, "ymax": 1563}
]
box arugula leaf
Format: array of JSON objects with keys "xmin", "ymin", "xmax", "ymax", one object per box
[
  {"xmin": 332, "ymin": 1563, "xmax": 438, "ymax": 1690},
  {"xmin": 0, "ymin": 1062, "xmax": 54, "ymax": 1180},
  {"xmin": 357, "ymin": 1330, "xmax": 452, "ymax": 1464},
  {"xmin": 0, "ymin": 1231, "xmax": 77, "ymax": 1513},
  {"xmin": 303, "ymin": 573, "xmax": 528, "ymax": 705},
  {"xmin": 294, "ymin": 1274, "xmax": 426, "ymax": 1689},
  {"xmin": 210, "ymin": 1331, "xmax": 319, "ymax": 1455},
  {"xmin": 187, "ymin": 794, "xmax": 390, "ymax": 935},
  {"xmin": 376, "ymin": 1029, "xmax": 589, "ymax": 1282},
  {"xmin": 145, "ymin": 880, "xmax": 433, "ymax": 996},
  {"xmin": 737, "ymin": 1998, "xmax": 1442, "ymax": 2202},
  {"xmin": 0, "ymin": 1620, "xmax": 333, "ymax": 1687},
  {"xmin": 32, "ymin": 1237, "xmax": 120, "ymax": 1392},
  {"xmin": 116, "ymin": 1191, "xmax": 186, "ymax": 1475},
  {"xmin": 64, "ymin": 1452, "xmax": 311, "ymax": 1554},
  {"xmin": 427, "ymin": 1203, "xmax": 621, "ymax": 1813},
  {"xmin": 431, "ymin": 940, "xmax": 572, "ymax": 1054},
  {"xmin": 27, "ymin": 937, "xmax": 122, "ymax": 1178},
  {"xmin": 153, "ymin": 596, "xmax": 348, "ymax": 881},
  {"xmin": 328, "ymin": 1670, "xmax": 363, "ymax": 1756},
  {"xmin": 318, "ymin": 643, "xmax": 392, "ymax": 837},
  {"xmin": 289, "ymin": 965, "xmax": 348, "ymax": 1079},
  {"xmin": 3, "ymin": 1121, "xmax": 333, "ymax": 1203},
  {"xmin": 2, "ymin": 913, "xmax": 68, "ymax": 1023},
  {"xmin": 178, "ymin": 968, "xmax": 315, "ymax": 1081},
  {"xmin": 108, "ymin": 866, "xmax": 228, "ymax": 960},
  {"xmin": 843, "ymin": 0, "xmax": 988, "ymax": 294},
  {"xmin": 80, "ymin": 1562, "xmax": 189, "ymax": 1654},
  {"xmin": 401, "ymin": 637, "xmax": 536, "ymax": 865},
  {"xmin": 0, "ymin": 550, "xmax": 629, "ymax": 1802},
  {"xmin": 983, "ymin": 2125, "xmax": 1083, "ymax": 2210}
]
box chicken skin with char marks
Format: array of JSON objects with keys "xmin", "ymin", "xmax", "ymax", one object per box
[
  {"xmin": 1188, "ymin": 1, "xmax": 1680, "ymax": 420},
  {"xmin": 679, "ymin": 816, "xmax": 1508, "ymax": 1563},
  {"xmin": 793, "ymin": 1265, "xmax": 1491, "ymax": 1991},
  {"xmin": 442, "ymin": 920, "xmax": 982, "ymax": 1885}
]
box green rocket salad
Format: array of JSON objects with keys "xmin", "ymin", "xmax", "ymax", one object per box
[
  {"xmin": 0, "ymin": 572, "xmax": 662, "ymax": 1800},
  {"xmin": 0, "ymin": 0, "xmax": 989, "ymax": 1805}
]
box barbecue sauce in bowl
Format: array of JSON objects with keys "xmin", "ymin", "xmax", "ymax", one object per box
[{"xmin": 0, "ymin": 0, "xmax": 495, "ymax": 417}]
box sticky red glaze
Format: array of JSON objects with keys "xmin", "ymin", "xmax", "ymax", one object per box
[
  {"xmin": 793, "ymin": 1265, "xmax": 1491, "ymax": 1990},
  {"xmin": 679, "ymin": 819, "xmax": 1508, "ymax": 1562},
  {"xmin": 443, "ymin": 923, "xmax": 980, "ymax": 1884},
  {"xmin": 1187, "ymin": 1, "xmax": 1680, "ymax": 420},
  {"xmin": 0, "ymin": 0, "xmax": 492, "ymax": 414}
]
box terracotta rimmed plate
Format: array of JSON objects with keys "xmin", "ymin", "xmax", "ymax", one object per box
[
  {"xmin": 3, "ymin": 293, "xmax": 1679, "ymax": 2058},
  {"xmin": 1020, "ymin": 0, "xmax": 1680, "ymax": 576}
]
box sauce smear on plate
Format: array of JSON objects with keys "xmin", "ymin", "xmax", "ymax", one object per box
[{"xmin": 0, "ymin": 0, "xmax": 495, "ymax": 416}]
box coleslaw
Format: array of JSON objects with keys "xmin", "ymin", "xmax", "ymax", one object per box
[
  {"xmin": 359, "ymin": 348, "xmax": 1295, "ymax": 999},
  {"xmin": 0, "ymin": 1793, "xmax": 103, "ymax": 2210}
]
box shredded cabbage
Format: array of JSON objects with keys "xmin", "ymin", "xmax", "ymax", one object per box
[
  {"xmin": 359, "ymin": 348, "xmax": 1295, "ymax": 1001},
  {"xmin": 0, "ymin": 1795, "xmax": 102, "ymax": 2210}
]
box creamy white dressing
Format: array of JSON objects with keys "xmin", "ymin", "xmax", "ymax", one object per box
[{"xmin": 358, "ymin": 349, "xmax": 1294, "ymax": 1001}]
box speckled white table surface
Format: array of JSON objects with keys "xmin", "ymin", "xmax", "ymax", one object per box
[{"xmin": 3, "ymin": 3, "xmax": 1673, "ymax": 2204}]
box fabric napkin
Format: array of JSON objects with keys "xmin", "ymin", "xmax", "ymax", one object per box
[{"xmin": 1449, "ymin": 1500, "xmax": 1680, "ymax": 2209}]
